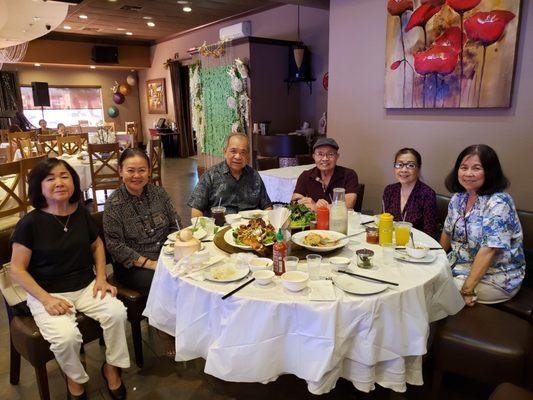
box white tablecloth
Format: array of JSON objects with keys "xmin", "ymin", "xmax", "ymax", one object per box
[
  {"xmin": 144, "ymin": 224, "xmax": 464, "ymax": 394},
  {"xmin": 259, "ymin": 164, "xmax": 314, "ymax": 203},
  {"xmin": 68, "ymin": 158, "xmax": 92, "ymax": 192}
]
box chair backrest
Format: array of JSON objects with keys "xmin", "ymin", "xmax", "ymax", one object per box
[
  {"xmin": 256, "ymin": 156, "xmax": 279, "ymax": 171},
  {"xmin": 57, "ymin": 136, "xmax": 81, "ymax": 156},
  {"xmin": 78, "ymin": 120, "xmax": 89, "ymax": 127},
  {"xmin": 73, "ymin": 132, "xmax": 89, "ymax": 147},
  {"xmin": 103, "ymin": 122, "xmax": 115, "ymax": 133},
  {"xmin": 0, "ymin": 129, "xmax": 9, "ymax": 143},
  {"xmin": 19, "ymin": 155, "xmax": 46, "ymax": 208},
  {"xmin": 436, "ymin": 194, "xmax": 451, "ymax": 236},
  {"xmin": 116, "ymin": 133, "xmax": 135, "ymax": 150},
  {"xmin": 295, "ymin": 154, "xmax": 314, "ymax": 166},
  {"xmin": 67, "ymin": 125, "xmax": 81, "ymax": 135},
  {"xmin": 517, "ymin": 210, "xmax": 533, "ymax": 288},
  {"xmin": 38, "ymin": 134, "xmax": 59, "ymax": 157},
  {"xmin": 7, "ymin": 132, "xmax": 35, "ymax": 161},
  {"xmin": 354, "ymin": 183, "xmax": 365, "ymax": 212},
  {"xmin": 87, "ymin": 143, "xmax": 121, "ymax": 190},
  {"xmin": 149, "ymin": 136, "xmax": 162, "ymax": 185},
  {"xmin": 0, "ymin": 160, "xmax": 26, "ymax": 218}
]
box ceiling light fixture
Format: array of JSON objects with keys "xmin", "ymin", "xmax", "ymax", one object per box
[
  {"xmin": 183, "ymin": 6, "xmax": 192, "ymax": 12},
  {"xmin": 126, "ymin": 32, "xmax": 133, "ymax": 35},
  {"xmin": 63, "ymin": 25, "xmax": 72, "ymax": 30},
  {"xmin": 116, "ymin": 28, "xmax": 126, "ymax": 31},
  {"xmin": 177, "ymin": 1, "xmax": 189, "ymax": 4},
  {"xmin": 34, "ymin": 63, "xmax": 41, "ymax": 67},
  {"xmin": 143, "ymin": 16, "xmax": 153, "ymax": 20},
  {"xmin": 90, "ymin": 65, "xmax": 96, "ymax": 69},
  {"xmin": 79, "ymin": 14, "xmax": 88, "ymax": 19},
  {"xmin": 147, "ymin": 22, "xmax": 155, "ymax": 27}
]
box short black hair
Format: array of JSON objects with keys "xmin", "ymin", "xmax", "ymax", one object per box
[
  {"xmin": 394, "ymin": 148, "xmax": 422, "ymax": 168},
  {"xmin": 28, "ymin": 158, "xmax": 82, "ymax": 209},
  {"xmin": 118, "ymin": 148, "xmax": 150, "ymax": 169},
  {"xmin": 445, "ymin": 144, "xmax": 509, "ymax": 195}
]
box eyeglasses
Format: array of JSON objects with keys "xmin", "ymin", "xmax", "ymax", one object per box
[
  {"xmin": 314, "ymin": 152, "xmax": 337, "ymax": 159},
  {"xmin": 393, "ymin": 162, "xmax": 418, "ymax": 170}
]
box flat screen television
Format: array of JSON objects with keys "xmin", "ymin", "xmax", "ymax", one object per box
[{"xmin": 156, "ymin": 118, "xmax": 166, "ymax": 129}]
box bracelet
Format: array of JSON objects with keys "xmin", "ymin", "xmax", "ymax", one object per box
[
  {"xmin": 140, "ymin": 258, "xmax": 148, "ymax": 267},
  {"xmin": 460, "ymin": 288, "xmax": 477, "ymax": 297}
]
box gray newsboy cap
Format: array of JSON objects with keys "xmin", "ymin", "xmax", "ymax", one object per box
[{"xmin": 313, "ymin": 137, "xmax": 339, "ymax": 151}]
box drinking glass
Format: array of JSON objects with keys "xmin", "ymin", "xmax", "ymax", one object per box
[
  {"xmin": 306, "ymin": 254, "xmax": 322, "ymax": 280},
  {"xmin": 381, "ymin": 243, "xmax": 395, "ymax": 266},
  {"xmin": 284, "ymin": 256, "xmax": 299, "ymax": 272},
  {"xmin": 347, "ymin": 210, "xmax": 361, "ymax": 236},
  {"xmin": 211, "ymin": 206, "xmax": 226, "ymax": 227},
  {"xmin": 395, "ymin": 222, "xmax": 412, "ymax": 246},
  {"xmin": 203, "ymin": 217, "xmax": 215, "ymax": 237}
]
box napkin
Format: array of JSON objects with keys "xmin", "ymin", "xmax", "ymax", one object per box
[
  {"xmin": 267, "ymin": 208, "xmax": 291, "ymax": 232},
  {"xmin": 168, "ymin": 252, "xmax": 225, "ymax": 278},
  {"xmin": 308, "ymin": 280, "xmax": 336, "ymax": 301}
]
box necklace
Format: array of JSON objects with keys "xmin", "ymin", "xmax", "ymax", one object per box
[{"xmin": 52, "ymin": 213, "xmax": 72, "ymax": 232}]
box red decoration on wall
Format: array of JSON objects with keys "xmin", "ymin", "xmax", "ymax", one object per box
[
  {"xmin": 414, "ymin": 46, "xmax": 459, "ymax": 75},
  {"xmin": 322, "ymin": 72, "xmax": 328, "ymax": 91},
  {"xmin": 405, "ymin": 3, "xmax": 442, "ymax": 32},
  {"xmin": 446, "ymin": 0, "xmax": 481, "ymax": 13},
  {"xmin": 387, "ymin": 0, "xmax": 413, "ymax": 16},
  {"xmin": 433, "ymin": 26, "xmax": 465, "ymax": 53},
  {"xmin": 464, "ymin": 10, "xmax": 516, "ymax": 46}
]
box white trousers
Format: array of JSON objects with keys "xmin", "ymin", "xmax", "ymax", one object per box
[
  {"xmin": 26, "ymin": 280, "xmax": 131, "ymax": 384},
  {"xmin": 453, "ymin": 276, "xmax": 519, "ymax": 304}
]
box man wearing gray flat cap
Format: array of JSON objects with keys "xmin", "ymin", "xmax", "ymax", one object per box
[{"xmin": 292, "ymin": 137, "xmax": 359, "ymax": 210}]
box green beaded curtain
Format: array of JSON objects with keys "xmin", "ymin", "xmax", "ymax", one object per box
[{"xmin": 200, "ymin": 64, "xmax": 237, "ymax": 157}]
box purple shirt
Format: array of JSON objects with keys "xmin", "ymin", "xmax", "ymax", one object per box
[
  {"xmin": 382, "ymin": 180, "xmax": 439, "ymax": 239},
  {"xmin": 293, "ymin": 165, "xmax": 359, "ymax": 203}
]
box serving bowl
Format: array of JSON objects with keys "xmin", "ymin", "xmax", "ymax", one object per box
[
  {"xmin": 253, "ymin": 270, "xmax": 275, "ymax": 285},
  {"xmin": 248, "ymin": 257, "xmax": 274, "ymax": 272},
  {"xmin": 405, "ymin": 245, "xmax": 429, "ymax": 259},
  {"xmin": 329, "ymin": 256, "xmax": 351, "ymax": 271},
  {"xmin": 281, "ymin": 271, "xmax": 309, "ymax": 292}
]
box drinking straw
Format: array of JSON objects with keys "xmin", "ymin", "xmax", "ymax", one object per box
[
  {"xmin": 175, "ymin": 218, "xmax": 181, "ymax": 231},
  {"xmin": 382, "ymin": 199, "xmax": 385, "ymax": 214},
  {"xmin": 217, "ymin": 197, "xmax": 222, "ymax": 207}
]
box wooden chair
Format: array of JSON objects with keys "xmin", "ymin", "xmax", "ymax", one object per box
[
  {"xmin": 295, "ymin": 154, "xmax": 314, "ymax": 165},
  {"xmin": 37, "ymin": 135, "xmax": 59, "ymax": 157},
  {"xmin": 149, "ymin": 136, "xmax": 162, "ymax": 186},
  {"xmin": 256, "ymin": 156, "xmax": 279, "ymax": 171},
  {"xmin": 7, "ymin": 132, "xmax": 37, "ymax": 161},
  {"xmin": 88, "ymin": 143, "xmax": 121, "ymax": 212},
  {"xmin": 67, "ymin": 125, "xmax": 81, "ymax": 135},
  {"xmin": 116, "ymin": 133, "xmax": 135, "ymax": 150},
  {"xmin": 354, "ymin": 183, "xmax": 365, "ymax": 212},
  {"xmin": 20, "ymin": 156, "xmax": 46, "ymax": 209},
  {"xmin": 0, "ymin": 230, "xmax": 104, "ymax": 400},
  {"xmin": 73, "ymin": 132, "xmax": 89, "ymax": 148},
  {"xmin": 78, "ymin": 120, "xmax": 89, "ymax": 127},
  {"xmin": 125, "ymin": 122, "xmax": 139, "ymax": 143},
  {"xmin": 0, "ymin": 160, "xmax": 25, "ymax": 228},
  {"xmin": 57, "ymin": 136, "xmax": 81, "ymax": 156},
  {"xmin": 1, "ymin": 129, "xmax": 9, "ymax": 142}
]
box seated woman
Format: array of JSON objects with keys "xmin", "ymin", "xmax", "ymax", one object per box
[
  {"xmin": 440, "ymin": 144, "xmax": 525, "ymax": 306},
  {"xmin": 382, "ymin": 148, "xmax": 438, "ymax": 238},
  {"xmin": 57, "ymin": 123, "xmax": 67, "ymax": 136},
  {"xmin": 104, "ymin": 148, "xmax": 181, "ymax": 295},
  {"xmin": 10, "ymin": 158, "xmax": 129, "ymax": 400}
]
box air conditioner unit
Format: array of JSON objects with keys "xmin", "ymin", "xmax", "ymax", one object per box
[{"xmin": 219, "ymin": 21, "xmax": 251, "ymax": 41}]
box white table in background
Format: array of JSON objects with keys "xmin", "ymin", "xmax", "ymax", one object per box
[
  {"xmin": 258, "ymin": 164, "xmax": 314, "ymax": 203},
  {"xmin": 144, "ymin": 225, "xmax": 464, "ymax": 395}
]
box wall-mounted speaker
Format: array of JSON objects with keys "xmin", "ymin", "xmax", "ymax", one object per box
[
  {"xmin": 31, "ymin": 82, "xmax": 50, "ymax": 107},
  {"xmin": 91, "ymin": 46, "xmax": 119, "ymax": 64}
]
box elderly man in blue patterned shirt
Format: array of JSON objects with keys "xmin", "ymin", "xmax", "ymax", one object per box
[{"xmin": 188, "ymin": 133, "xmax": 272, "ymax": 217}]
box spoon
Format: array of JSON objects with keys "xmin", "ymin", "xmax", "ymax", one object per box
[
  {"xmin": 321, "ymin": 231, "xmax": 365, "ymax": 245},
  {"xmin": 410, "ymin": 231, "xmax": 415, "ymax": 247}
]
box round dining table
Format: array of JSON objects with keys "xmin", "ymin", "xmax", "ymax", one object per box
[{"xmin": 143, "ymin": 220, "xmax": 464, "ymax": 395}]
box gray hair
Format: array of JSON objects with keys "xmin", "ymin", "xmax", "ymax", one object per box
[{"xmin": 223, "ymin": 132, "xmax": 249, "ymax": 151}]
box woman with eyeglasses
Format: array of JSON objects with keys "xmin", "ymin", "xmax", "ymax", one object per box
[
  {"xmin": 382, "ymin": 148, "xmax": 438, "ymax": 238},
  {"xmin": 440, "ymin": 144, "xmax": 524, "ymax": 306}
]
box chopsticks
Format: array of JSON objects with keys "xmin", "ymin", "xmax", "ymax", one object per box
[
  {"xmin": 339, "ymin": 270, "xmax": 399, "ymax": 286},
  {"xmin": 361, "ymin": 220, "xmax": 374, "ymax": 225},
  {"xmin": 221, "ymin": 278, "xmax": 255, "ymax": 300},
  {"xmin": 395, "ymin": 247, "xmax": 442, "ymax": 250}
]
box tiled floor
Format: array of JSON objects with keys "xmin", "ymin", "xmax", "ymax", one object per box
[{"xmin": 0, "ymin": 158, "xmax": 494, "ymax": 399}]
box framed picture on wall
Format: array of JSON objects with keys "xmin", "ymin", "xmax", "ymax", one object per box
[
  {"xmin": 384, "ymin": 0, "xmax": 521, "ymax": 108},
  {"xmin": 146, "ymin": 78, "xmax": 167, "ymax": 114}
]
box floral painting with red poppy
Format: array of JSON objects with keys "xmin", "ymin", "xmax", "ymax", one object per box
[{"xmin": 385, "ymin": 0, "xmax": 521, "ymax": 108}]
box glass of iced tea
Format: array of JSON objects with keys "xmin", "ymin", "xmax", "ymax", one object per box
[{"xmin": 211, "ymin": 206, "xmax": 226, "ymax": 227}]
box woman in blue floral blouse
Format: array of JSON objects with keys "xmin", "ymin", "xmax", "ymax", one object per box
[{"xmin": 440, "ymin": 144, "xmax": 525, "ymax": 306}]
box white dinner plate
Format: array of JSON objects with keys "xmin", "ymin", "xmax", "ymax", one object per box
[
  {"xmin": 332, "ymin": 274, "xmax": 388, "ymax": 295},
  {"xmin": 204, "ymin": 265, "xmax": 249, "ymax": 283},
  {"xmin": 167, "ymin": 227, "xmax": 207, "ymax": 241},
  {"xmin": 291, "ymin": 230, "xmax": 348, "ymax": 253},
  {"xmin": 223, "ymin": 228, "xmax": 274, "ymax": 250},
  {"xmin": 394, "ymin": 251, "xmax": 437, "ymax": 264},
  {"xmin": 240, "ymin": 210, "xmax": 267, "ymax": 219}
]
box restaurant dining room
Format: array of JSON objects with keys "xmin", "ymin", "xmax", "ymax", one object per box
[{"xmin": 0, "ymin": 0, "xmax": 532, "ymax": 399}]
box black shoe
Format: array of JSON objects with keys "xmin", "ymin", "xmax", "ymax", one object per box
[
  {"xmin": 101, "ymin": 362, "xmax": 127, "ymax": 400},
  {"xmin": 65, "ymin": 378, "xmax": 87, "ymax": 400}
]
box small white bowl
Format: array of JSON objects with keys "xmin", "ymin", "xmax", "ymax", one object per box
[
  {"xmin": 248, "ymin": 257, "xmax": 273, "ymax": 272},
  {"xmin": 405, "ymin": 245, "xmax": 429, "ymax": 259},
  {"xmin": 225, "ymin": 214, "xmax": 241, "ymax": 224},
  {"xmin": 253, "ymin": 270, "xmax": 274, "ymax": 285},
  {"xmin": 329, "ymin": 256, "xmax": 351, "ymax": 271},
  {"xmin": 281, "ymin": 271, "xmax": 309, "ymax": 292}
]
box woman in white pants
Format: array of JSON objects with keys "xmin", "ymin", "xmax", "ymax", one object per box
[{"xmin": 10, "ymin": 158, "xmax": 130, "ymax": 400}]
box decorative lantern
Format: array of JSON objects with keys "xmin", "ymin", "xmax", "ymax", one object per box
[
  {"xmin": 113, "ymin": 92, "xmax": 125, "ymax": 104},
  {"xmin": 126, "ymin": 74, "xmax": 137, "ymax": 86},
  {"xmin": 107, "ymin": 106, "xmax": 119, "ymax": 118},
  {"xmin": 118, "ymin": 83, "xmax": 131, "ymax": 95}
]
